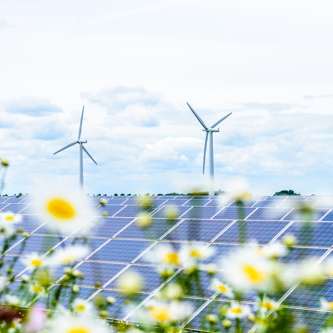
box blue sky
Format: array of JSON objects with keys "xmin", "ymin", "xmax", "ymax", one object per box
[{"xmin": 0, "ymin": 0, "xmax": 333, "ymax": 196}]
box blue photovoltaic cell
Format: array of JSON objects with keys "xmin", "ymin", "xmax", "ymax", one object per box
[
  {"xmin": 1, "ymin": 198, "xmax": 19, "ymax": 204},
  {"xmin": 252, "ymin": 200, "xmax": 282, "ymax": 208},
  {"xmin": 285, "ymin": 278, "xmax": 333, "ymax": 309},
  {"xmin": 116, "ymin": 218, "xmax": 176, "ymax": 240},
  {"xmin": 183, "ymin": 199, "xmax": 211, "ymax": 207},
  {"xmin": 202, "ymin": 243, "xmax": 239, "ymax": 264},
  {"xmin": 90, "ymin": 239, "xmax": 152, "ymax": 263},
  {"xmin": 90, "ymin": 217, "xmax": 134, "ymax": 238},
  {"xmin": 205, "ymin": 199, "xmax": 225, "ymax": 207},
  {"xmin": 285, "ymin": 308, "xmax": 329, "ymax": 333},
  {"xmin": 91, "ymin": 289, "xmax": 149, "ymax": 320},
  {"xmin": 212, "ymin": 207, "xmax": 255, "ymax": 220},
  {"xmin": 322, "ymin": 211, "xmax": 333, "ymax": 222},
  {"xmin": 3, "ymin": 203, "xmax": 29, "ymax": 214},
  {"xmin": 0, "ymin": 197, "xmax": 9, "ymax": 203},
  {"xmin": 0, "ymin": 203, "xmax": 10, "ymax": 211},
  {"xmin": 276, "ymin": 247, "xmax": 327, "ymax": 264},
  {"xmin": 283, "ymin": 209, "xmax": 329, "ymax": 221},
  {"xmin": 181, "ymin": 207, "xmax": 219, "ymax": 219},
  {"xmin": 247, "ymin": 207, "xmax": 290, "ymax": 220},
  {"xmin": 97, "ymin": 205, "xmax": 125, "ymax": 216},
  {"xmin": 164, "ymin": 219, "xmax": 233, "ymax": 242},
  {"xmin": 214, "ymin": 220, "xmax": 289, "ymax": 245},
  {"xmin": 114, "ymin": 205, "xmax": 142, "ymax": 218},
  {"xmin": 277, "ymin": 222, "xmax": 333, "ymax": 247},
  {"xmin": 7, "ymin": 235, "xmax": 64, "ymax": 255},
  {"xmin": 74, "ymin": 261, "xmax": 126, "ymax": 287},
  {"xmin": 108, "ymin": 197, "xmax": 128, "ymax": 204},
  {"xmin": 168, "ymin": 199, "xmax": 190, "ymax": 206},
  {"xmin": 152, "ymin": 206, "xmax": 190, "ymax": 219},
  {"xmin": 107, "ymin": 265, "xmax": 163, "ymax": 293},
  {"xmin": 15, "ymin": 215, "xmax": 44, "ymax": 233}
]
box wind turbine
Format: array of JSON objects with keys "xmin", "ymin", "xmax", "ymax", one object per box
[
  {"xmin": 187, "ymin": 103, "xmax": 231, "ymax": 196},
  {"xmin": 53, "ymin": 106, "xmax": 97, "ymax": 189}
]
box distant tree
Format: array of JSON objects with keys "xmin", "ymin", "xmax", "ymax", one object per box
[
  {"xmin": 127, "ymin": 194, "xmax": 131, "ymax": 196},
  {"xmin": 114, "ymin": 193, "xmax": 118, "ymax": 196},
  {"xmin": 145, "ymin": 193, "xmax": 150, "ymax": 196},
  {"xmin": 157, "ymin": 193, "xmax": 163, "ymax": 196},
  {"xmin": 274, "ymin": 190, "xmax": 300, "ymax": 196},
  {"xmin": 103, "ymin": 194, "xmax": 107, "ymax": 196},
  {"xmin": 215, "ymin": 189, "xmax": 226, "ymax": 196},
  {"xmin": 186, "ymin": 191, "xmax": 208, "ymax": 196},
  {"xmin": 120, "ymin": 193, "xmax": 125, "ymax": 196}
]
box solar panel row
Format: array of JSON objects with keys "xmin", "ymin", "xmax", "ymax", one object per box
[{"xmin": 1, "ymin": 195, "xmax": 333, "ymax": 332}]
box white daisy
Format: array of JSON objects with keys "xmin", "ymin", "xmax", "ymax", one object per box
[
  {"xmin": 146, "ymin": 243, "xmax": 180, "ymax": 267},
  {"xmin": 256, "ymin": 296, "xmax": 280, "ymax": 314},
  {"xmin": 72, "ymin": 298, "xmax": 94, "ymax": 315},
  {"xmin": 31, "ymin": 186, "xmax": 95, "ymax": 235},
  {"xmin": 51, "ymin": 245, "xmax": 90, "ymax": 266},
  {"xmin": 5, "ymin": 295, "xmax": 20, "ymax": 307},
  {"xmin": 136, "ymin": 300, "xmax": 193, "ymax": 326},
  {"xmin": 0, "ymin": 276, "xmax": 8, "ymax": 291},
  {"xmin": 117, "ymin": 271, "xmax": 144, "ymax": 296},
  {"xmin": 0, "ymin": 211, "xmax": 22, "ymax": 224},
  {"xmin": 47, "ymin": 313, "xmax": 109, "ymax": 333},
  {"xmin": 259, "ymin": 242, "xmax": 288, "ymax": 260},
  {"xmin": 220, "ymin": 244, "xmax": 275, "ymax": 293},
  {"xmin": 22, "ymin": 253, "xmax": 48, "ymax": 270},
  {"xmin": 29, "ymin": 284, "xmax": 46, "ymax": 296},
  {"xmin": 0, "ymin": 220, "xmax": 15, "ymax": 238},
  {"xmin": 320, "ymin": 298, "xmax": 333, "ymax": 311},
  {"xmin": 211, "ymin": 278, "xmax": 234, "ymax": 298},
  {"xmin": 226, "ymin": 302, "xmax": 251, "ymax": 319},
  {"xmin": 179, "ymin": 243, "xmax": 215, "ymax": 264}
]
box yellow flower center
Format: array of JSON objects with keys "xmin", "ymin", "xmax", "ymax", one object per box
[
  {"xmin": 76, "ymin": 304, "xmax": 86, "ymax": 312},
  {"xmin": 218, "ymin": 285, "xmax": 227, "ymax": 293},
  {"xmin": 61, "ymin": 255, "xmax": 75, "ymax": 263},
  {"xmin": 33, "ymin": 286, "xmax": 43, "ymax": 293},
  {"xmin": 47, "ymin": 198, "xmax": 76, "ymax": 221},
  {"xmin": 31, "ymin": 259, "xmax": 42, "ymax": 267},
  {"xmin": 165, "ymin": 252, "xmax": 179, "ymax": 265},
  {"xmin": 262, "ymin": 301, "xmax": 273, "ymax": 310},
  {"xmin": 150, "ymin": 306, "xmax": 171, "ymax": 322},
  {"xmin": 67, "ymin": 328, "xmax": 89, "ymax": 333},
  {"xmin": 5, "ymin": 216, "xmax": 14, "ymax": 221},
  {"xmin": 329, "ymin": 302, "xmax": 333, "ymax": 309},
  {"xmin": 243, "ymin": 265, "xmax": 266, "ymax": 283},
  {"xmin": 190, "ymin": 249, "xmax": 203, "ymax": 257},
  {"xmin": 231, "ymin": 307, "xmax": 242, "ymax": 314}
]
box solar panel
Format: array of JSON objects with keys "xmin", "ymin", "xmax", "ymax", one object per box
[{"xmin": 4, "ymin": 194, "xmax": 333, "ymax": 331}]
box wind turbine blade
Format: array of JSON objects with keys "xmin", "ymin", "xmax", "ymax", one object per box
[
  {"xmin": 82, "ymin": 145, "xmax": 97, "ymax": 165},
  {"xmin": 53, "ymin": 142, "xmax": 77, "ymax": 155},
  {"xmin": 78, "ymin": 105, "xmax": 84, "ymax": 140},
  {"xmin": 186, "ymin": 103, "xmax": 208, "ymax": 130},
  {"xmin": 203, "ymin": 132, "xmax": 208, "ymax": 175},
  {"xmin": 211, "ymin": 112, "xmax": 232, "ymax": 128}
]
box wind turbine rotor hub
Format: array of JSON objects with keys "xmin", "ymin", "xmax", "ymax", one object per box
[{"xmin": 202, "ymin": 128, "xmax": 219, "ymax": 132}]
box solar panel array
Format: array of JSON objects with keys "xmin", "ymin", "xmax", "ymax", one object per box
[{"xmin": 1, "ymin": 194, "xmax": 333, "ymax": 332}]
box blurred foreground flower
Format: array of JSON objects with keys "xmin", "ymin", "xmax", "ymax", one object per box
[
  {"xmin": 211, "ymin": 278, "xmax": 234, "ymax": 298},
  {"xmin": 24, "ymin": 303, "xmax": 46, "ymax": 333},
  {"xmin": 22, "ymin": 253, "xmax": 48, "ymax": 270},
  {"xmin": 0, "ymin": 211, "xmax": 22, "ymax": 224},
  {"xmin": 226, "ymin": 302, "xmax": 251, "ymax": 319},
  {"xmin": 32, "ymin": 186, "xmax": 95, "ymax": 235},
  {"xmin": 51, "ymin": 245, "xmax": 90, "ymax": 265},
  {"xmin": 117, "ymin": 271, "xmax": 143, "ymax": 296},
  {"xmin": 47, "ymin": 312, "xmax": 110, "ymax": 333},
  {"xmin": 135, "ymin": 300, "xmax": 193, "ymax": 327}
]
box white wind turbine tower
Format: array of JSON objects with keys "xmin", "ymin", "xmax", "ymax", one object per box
[
  {"xmin": 53, "ymin": 106, "xmax": 97, "ymax": 189},
  {"xmin": 187, "ymin": 103, "xmax": 231, "ymax": 196}
]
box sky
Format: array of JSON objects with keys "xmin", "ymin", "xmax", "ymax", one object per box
[{"xmin": 0, "ymin": 0, "xmax": 333, "ymax": 196}]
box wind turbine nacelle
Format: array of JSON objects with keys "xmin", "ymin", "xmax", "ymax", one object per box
[
  {"xmin": 77, "ymin": 140, "xmax": 88, "ymax": 144},
  {"xmin": 203, "ymin": 128, "xmax": 219, "ymax": 132}
]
